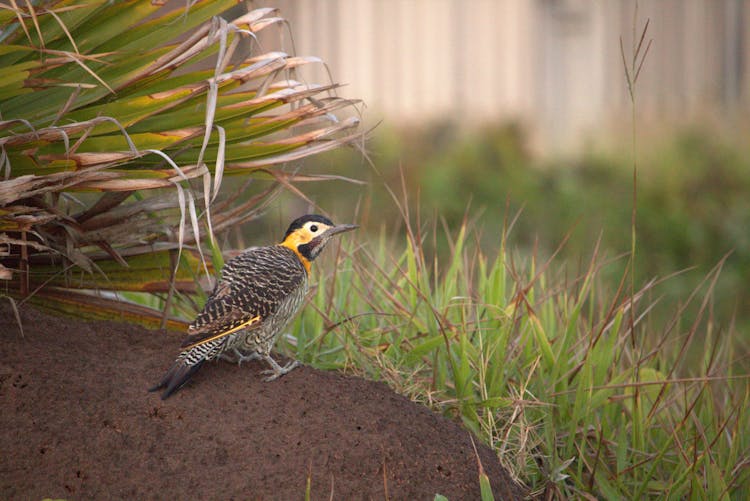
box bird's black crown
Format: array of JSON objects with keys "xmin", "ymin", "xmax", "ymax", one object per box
[{"xmin": 284, "ymin": 214, "xmax": 334, "ymax": 239}]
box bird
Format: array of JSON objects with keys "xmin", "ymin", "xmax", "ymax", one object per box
[{"xmin": 149, "ymin": 214, "xmax": 357, "ymax": 400}]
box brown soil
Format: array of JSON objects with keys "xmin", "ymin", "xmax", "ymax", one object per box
[{"xmin": 0, "ymin": 303, "xmax": 524, "ymax": 500}]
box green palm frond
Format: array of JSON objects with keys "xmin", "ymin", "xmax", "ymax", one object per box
[{"xmin": 0, "ymin": 1, "xmax": 363, "ymax": 324}]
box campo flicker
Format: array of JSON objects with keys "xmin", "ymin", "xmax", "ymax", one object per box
[{"xmin": 150, "ymin": 214, "xmax": 357, "ymax": 399}]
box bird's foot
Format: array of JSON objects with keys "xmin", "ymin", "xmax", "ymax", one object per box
[{"xmin": 260, "ymin": 354, "xmax": 300, "ymax": 381}]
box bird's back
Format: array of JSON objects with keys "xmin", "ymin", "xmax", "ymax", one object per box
[{"xmin": 184, "ymin": 244, "xmax": 309, "ymax": 354}]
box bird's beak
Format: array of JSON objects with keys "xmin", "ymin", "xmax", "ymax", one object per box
[
  {"xmin": 307, "ymin": 224, "xmax": 358, "ymax": 257},
  {"xmin": 311, "ymin": 224, "xmax": 358, "ymax": 248},
  {"xmin": 323, "ymin": 224, "xmax": 359, "ymax": 238}
]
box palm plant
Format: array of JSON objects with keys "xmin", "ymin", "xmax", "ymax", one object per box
[{"xmin": 0, "ymin": 1, "xmax": 362, "ymax": 327}]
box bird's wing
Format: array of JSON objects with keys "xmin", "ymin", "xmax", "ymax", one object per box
[
  {"xmin": 179, "ymin": 247, "xmax": 306, "ymax": 349},
  {"xmin": 181, "ymin": 307, "xmax": 261, "ymax": 350}
]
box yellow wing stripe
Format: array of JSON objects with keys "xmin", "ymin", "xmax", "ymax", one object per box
[{"xmin": 184, "ymin": 315, "xmax": 261, "ymax": 350}]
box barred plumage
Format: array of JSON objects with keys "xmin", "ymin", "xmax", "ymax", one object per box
[{"xmin": 150, "ymin": 214, "xmax": 357, "ymax": 399}]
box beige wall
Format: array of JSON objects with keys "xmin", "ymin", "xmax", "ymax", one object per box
[{"xmin": 249, "ymin": 0, "xmax": 748, "ymax": 150}]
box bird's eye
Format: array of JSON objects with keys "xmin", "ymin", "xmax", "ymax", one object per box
[{"xmin": 310, "ymin": 225, "xmax": 318, "ymax": 232}]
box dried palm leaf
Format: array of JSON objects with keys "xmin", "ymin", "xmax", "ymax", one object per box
[{"xmin": 0, "ymin": 1, "xmax": 363, "ymax": 326}]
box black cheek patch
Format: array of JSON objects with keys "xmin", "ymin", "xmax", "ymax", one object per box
[{"xmin": 297, "ymin": 241, "xmax": 317, "ymax": 261}]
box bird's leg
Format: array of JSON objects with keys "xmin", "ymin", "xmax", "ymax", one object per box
[
  {"xmin": 220, "ymin": 348, "xmax": 261, "ymax": 366},
  {"xmin": 219, "ymin": 349, "xmax": 239, "ymax": 363},
  {"xmin": 236, "ymin": 351, "xmax": 262, "ymax": 366},
  {"xmin": 260, "ymin": 354, "xmax": 300, "ymax": 381}
]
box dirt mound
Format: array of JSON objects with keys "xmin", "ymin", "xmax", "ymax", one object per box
[{"xmin": 0, "ymin": 304, "xmax": 524, "ymax": 500}]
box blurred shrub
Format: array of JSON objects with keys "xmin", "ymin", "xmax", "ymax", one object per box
[{"xmin": 294, "ymin": 122, "xmax": 749, "ymax": 329}]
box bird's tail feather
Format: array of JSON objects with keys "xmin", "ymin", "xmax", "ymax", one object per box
[{"xmin": 149, "ymin": 356, "xmax": 205, "ymax": 400}]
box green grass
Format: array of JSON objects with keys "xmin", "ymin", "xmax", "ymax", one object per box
[
  {"xmin": 283, "ymin": 215, "xmax": 749, "ymax": 499},
  {"xmin": 298, "ymin": 123, "xmax": 750, "ymax": 334}
]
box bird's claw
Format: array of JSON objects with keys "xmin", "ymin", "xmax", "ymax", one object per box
[{"xmin": 261, "ymin": 358, "xmax": 300, "ymax": 381}]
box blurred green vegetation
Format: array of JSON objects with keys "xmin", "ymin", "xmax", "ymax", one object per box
[
  {"xmin": 293, "ymin": 122, "xmax": 750, "ymax": 332},
  {"xmin": 286, "ymin": 221, "xmax": 749, "ymax": 497}
]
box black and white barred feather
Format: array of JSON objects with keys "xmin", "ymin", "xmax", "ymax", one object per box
[{"xmin": 149, "ymin": 245, "xmax": 308, "ymax": 399}]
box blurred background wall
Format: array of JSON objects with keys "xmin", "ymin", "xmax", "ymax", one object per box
[{"xmin": 255, "ymin": 0, "xmax": 748, "ymax": 152}]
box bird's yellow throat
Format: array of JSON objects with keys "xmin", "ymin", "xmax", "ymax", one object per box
[{"xmin": 279, "ymin": 231, "xmax": 312, "ymax": 274}]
